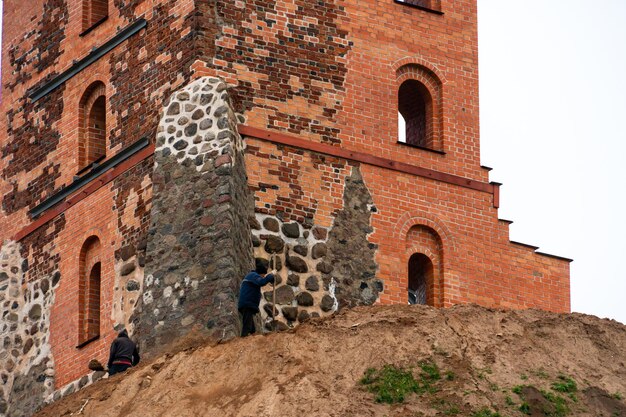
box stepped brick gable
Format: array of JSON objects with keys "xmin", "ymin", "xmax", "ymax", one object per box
[{"xmin": 0, "ymin": 0, "xmax": 570, "ymax": 414}]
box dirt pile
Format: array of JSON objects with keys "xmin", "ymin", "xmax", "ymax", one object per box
[{"xmin": 35, "ymin": 305, "xmax": 626, "ymax": 417}]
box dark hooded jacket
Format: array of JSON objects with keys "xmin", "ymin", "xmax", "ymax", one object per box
[
  {"xmin": 107, "ymin": 330, "xmax": 140, "ymax": 369},
  {"xmin": 238, "ymin": 271, "xmax": 275, "ymax": 312}
]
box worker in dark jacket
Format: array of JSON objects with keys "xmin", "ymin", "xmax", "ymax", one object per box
[
  {"xmin": 107, "ymin": 329, "xmax": 140, "ymax": 376},
  {"xmin": 238, "ymin": 258, "xmax": 275, "ymax": 337}
]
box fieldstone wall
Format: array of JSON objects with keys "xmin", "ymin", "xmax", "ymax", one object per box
[
  {"xmin": 250, "ymin": 215, "xmax": 339, "ymax": 329},
  {"xmin": 250, "ymin": 166, "xmax": 381, "ymax": 329},
  {"xmin": 113, "ymin": 240, "xmax": 147, "ymax": 335},
  {"xmin": 0, "ymin": 241, "xmax": 58, "ymax": 417},
  {"xmin": 325, "ymin": 167, "xmax": 382, "ymax": 308},
  {"xmin": 135, "ymin": 77, "xmax": 254, "ymax": 356},
  {"xmin": 43, "ymin": 370, "xmax": 106, "ymax": 407}
]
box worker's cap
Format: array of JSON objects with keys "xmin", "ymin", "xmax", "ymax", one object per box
[{"xmin": 255, "ymin": 258, "xmax": 268, "ymax": 274}]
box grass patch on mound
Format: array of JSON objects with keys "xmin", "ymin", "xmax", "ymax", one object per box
[
  {"xmin": 512, "ymin": 378, "xmax": 577, "ymax": 417},
  {"xmin": 541, "ymin": 389, "xmax": 570, "ymax": 417},
  {"xmin": 551, "ymin": 375, "xmax": 577, "ymax": 394},
  {"xmin": 551, "ymin": 375, "xmax": 578, "ymax": 404},
  {"xmin": 512, "ymin": 385, "xmax": 525, "ymax": 395},
  {"xmin": 360, "ymin": 365, "xmax": 419, "ymax": 403},
  {"xmin": 359, "ymin": 361, "xmax": 443, "ymax": 404},
  {"xmin": 519, "ymin": 401, "xmax": 531, "ymax": 415},
  {"xmin": 471, "ymin": 408, "xmax": 502, "ymax": 417},
  {"xmin": 431, "ymin": 398, "xmax": 461, "ymax": 415}
]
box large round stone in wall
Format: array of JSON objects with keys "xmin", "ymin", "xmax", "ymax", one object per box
[
  {"xmin": 286, "ymin": 256, "xmax": 308, "ymax": 273},
  {"xmin": 281, "ymin": 306, "xmax": 298, "ymax": 321},
  {"xmin": 296, "ymin": 292, "xmax": 314, "ymax": 307},
  {"xmin": 264, "ymin": 235, "xmax": 285, "ymax": 254},
  {"xmin": 311, "ymin": 243, "xmax": 327, "ymax": 259},
  {"xmin": 265, "ymin": 286, "xmax": 294, "ymax": 305},
  {"xmin": 281, "ymin": 223, "xmax": 300, "ymax": 238},
  {"xmin": 305, "ymin": 276, "xmax": 319, "ymax": 292},
  {"xmin": 263, "ymin": 218, "xmax": 280, "ymax": 232}
]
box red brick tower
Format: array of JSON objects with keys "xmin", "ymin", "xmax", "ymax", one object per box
[{"xmin": 0, "ymin": 0, "xmax": 570, "ymax": 414}]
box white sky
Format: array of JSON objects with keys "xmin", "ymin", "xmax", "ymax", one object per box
[
  {"xmin": 478, "ymin": 0, "xmax": 626, "ymax": 324},
  {"xmin": 0, "ymin": 1, "xmax": 623, "ymax": 323}
]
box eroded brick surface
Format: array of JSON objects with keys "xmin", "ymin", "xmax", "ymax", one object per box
[
  {"xmin": 0, "ymin": 0, "xmax": 571, "ymax": 413},
  {"xmin": 2, "ymin": 89, "xmax": 65, "ymax": 215},
  {"xmin": 108, "ymin": 0, "xmax": 197, "ymax": 150},
  {"xmin": 5, "ymin": 0, "xmax": 68, "ymax": 92},
  {"xmin": 214, "ymin": 0, "xmax": 351, "ymax": 144}
]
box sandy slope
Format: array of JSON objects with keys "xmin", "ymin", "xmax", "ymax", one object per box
[{"xmin": 35, "ymin": 305, "xmax": 626, "ymax": 417}]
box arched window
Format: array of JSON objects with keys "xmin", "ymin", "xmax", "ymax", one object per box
[
  {"xmin": 396, "ymin": 64, "xmax": 443, "ymax": 151},
  {"xmin": 82, "ymin": 0, "xmax": 109, "ymax": 32},
  {"xmin": 78, "ymin": 82, "xmax": 107, "ymax": 171},
  {"xmin": 408, "ymin": 253, "xmax": 433, "ymax": 305},
  {"xmin": 85, "ymin": 262, "xmax": 101, "ymax": 339},
  {"xmin": 78, "ymin": 236, "xmax": 102, "ymax": 346},
  {"xmin": 398, "ymin": 79, "xmax": 432, "ymax": 148},
  {"xmin": 405, "ymin": 223, "xmax": 444, "ymax": 306}
]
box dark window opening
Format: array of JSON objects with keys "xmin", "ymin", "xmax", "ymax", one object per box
[
  {"xmin": 78, "ymin": 236, "xmax": 101, "ymax": 347},
  {"xmin": 84, "ymin": 262, "xmax": 101, "ymax": 341},
  {"xmin": 78, "ymin": 82, "xmax": 107, "ymax": 172},
  {"xmin": 408, "ymin": 253, "xmax": 433, "ymax": 305},
  {"xmin": 398, "ymin": 79, "xmax": 433, "ymax": 148}
]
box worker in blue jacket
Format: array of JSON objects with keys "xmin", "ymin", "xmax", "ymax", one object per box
[{"xmin": 238, "ymin": 258, "xmax": 275, "ymax": 337}]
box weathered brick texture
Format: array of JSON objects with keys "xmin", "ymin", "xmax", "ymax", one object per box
[{"xmin": 0, "ymin": 0, "xmax": 570, "ymax": 414}]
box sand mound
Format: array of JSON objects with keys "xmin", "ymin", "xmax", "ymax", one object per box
[{"xmin": 35, "ymin": 305, "xmax": 626, "ymax": 417}]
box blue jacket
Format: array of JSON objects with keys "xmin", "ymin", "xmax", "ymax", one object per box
[{"xmin": 238, "ymin": 271, "xmax": 275, "ymax": 312}]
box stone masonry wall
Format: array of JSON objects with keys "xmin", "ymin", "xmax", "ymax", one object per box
[
  {"xmin": 248, "ymin": 164, "xmax": 383, "ymax": 329},
  {"xmin": 0, "ymin": 241, "xmax": 56, "ymax": 417},
  {"xmin": 111, "ymin": 160, "xmax": 153, "ymax": 336},
  {"xmin": 250, "ymin": 215, "xmax": 338, "ymax": 329},
  {"xmin": 325, "ymin": 167, "xmax": 382, "ymax": 308},
  {"xmin": 136, "ymin": 77, "xmax": 253, "ymax": 356}
]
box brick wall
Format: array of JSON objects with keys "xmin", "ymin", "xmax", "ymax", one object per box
[
  {"xmin": 244, "ymin": 136, "xmax": 570, "ymax": 313},
  {"xmin": 0, "ymin": 0, "xmax": 571, "ymax": 413},
  {"xmin": 82, "ymin": 0, "xmax": 108, "ymax": 32},
  {"xmin": 209, "ymin": 0, "xmax": 569, "ymax": 312},
  {"xmin": 198, "ymin": 0, "xmax": 486, "ymax": 180},
  {"xmin": 0, "ymin": 0, "xmax": 195, "ymax": 412},
  {"xmin": 0, "ymin": 0, "xmax": 199, "ymax": 238}
]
